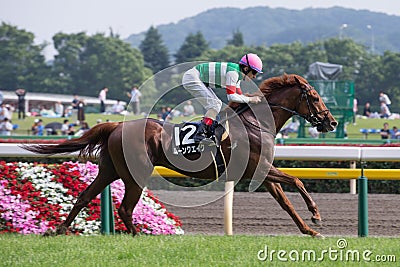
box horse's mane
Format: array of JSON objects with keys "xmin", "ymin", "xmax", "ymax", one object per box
[
  {"xmin": 258, "ymin": 73, "xmax": 307, "ymax": 98},
  {"xmin": 227, "ymin": 73, "xmax": 307, "ymax": 109}
]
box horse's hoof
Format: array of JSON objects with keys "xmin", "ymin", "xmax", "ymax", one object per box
[
  {"xmin": 313, "ymin": 233, "xmax": 325, "ymax": 239},
  {"xmin": 43, "ymin": 229, "xmax": 56, "ymax": 237},
  {"xmin": 311, "ymin": 217, "xmax": 322, "ymax": 225},
  {"xmin": 56, "ymin": 225, "xmax": 68, "ymax": 235}
]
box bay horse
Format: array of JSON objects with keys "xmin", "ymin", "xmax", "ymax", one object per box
[{"xmin": 23, "ymin": 74, "xmax": 337, "ymax": 238}]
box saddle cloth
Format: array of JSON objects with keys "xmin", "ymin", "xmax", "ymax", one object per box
[{"xmin": 172, "ymin": 121, "xmax": 229, "ymax": 178}]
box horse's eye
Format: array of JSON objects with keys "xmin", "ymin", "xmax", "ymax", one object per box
[{"xmin": 313, "ymin": 96, "xmax": 319, "ymax": 102}]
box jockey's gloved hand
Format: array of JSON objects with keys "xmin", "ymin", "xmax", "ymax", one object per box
[{"xmin": 249, "ymin": 96, "xmax": 262, "ymax": 104}]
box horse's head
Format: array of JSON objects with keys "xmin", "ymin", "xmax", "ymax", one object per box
[{"xmin": 260, "ymin": 74, "xmax": 338, "ymax": 133}]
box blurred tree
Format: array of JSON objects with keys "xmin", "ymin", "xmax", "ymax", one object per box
[
  {"xmin": 175, "ymin": 32, "xmax": 209, "ymax": 63},
  {"xmin": 200, "ymin": 45, "xmax": 245, "ymax": 62},
  {"xmin": 50, "ymin": 32, "xmax": 88, "ymax": 94},
  {"xmin": 51, "ymin": 33, "xmax": 153, "ymax": 100},
  {"xmin": 323, "ymin": 38, "xmax": 367, "ymax": 80},
  {"xmin": 0, "ymin": 23, "xmax": 49, "ymax": 90},
  {"xmin": 227, "ymin": 30, "xmax": 244, "ymax": 47},
  {"xmin": 139, "ymin": 26, "xmax": 170, "ymax": 73},
  {"xmin": 353, "ymin": 53, "xmax": 384, "ymax": 107},
  {"xmin": 379, "ymin": 51, "xmax": 400, "ymax": 110}
]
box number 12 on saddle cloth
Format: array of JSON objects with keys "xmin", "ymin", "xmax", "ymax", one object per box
[{"xmin": 172, "ymin": 121, "xmax": 229, "ymax": 156}]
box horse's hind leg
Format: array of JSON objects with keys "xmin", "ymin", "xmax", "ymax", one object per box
[
  {"xmin": 117, "ymin": 179, "xmax": 143, "ymax": 236},
  {"xmin": 267, "ymin": 166, "xmax": 321, "ymax": 224},
  {"xmin": 264, "ymin": 181, "xmax": 323, "ymax": 238},
  {"xmin": 46, "ymin": 154, "xmax": 119, "ymax": 236}
]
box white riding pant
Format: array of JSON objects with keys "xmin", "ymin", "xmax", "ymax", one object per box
[{"xmin": 182, "ymin": 67, "xmax": 223, "ymax": 114}]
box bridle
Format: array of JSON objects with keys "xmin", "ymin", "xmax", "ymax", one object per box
[
  {"xmin": 228, "ymin": 83, "xmax": 330, "ymax": 133},
  {"xmin": 268, "ymin": 84, "xmax": 330, "ymax": 131}
]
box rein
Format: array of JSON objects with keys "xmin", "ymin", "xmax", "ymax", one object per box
[
  {"xmin": 268, "ymin": 87, "xmax": 329, "ymax": 131},
  {"xmin": 225, "ymin": 84, "xmax": 330, "ymax": 133},
  {"xmin": 229, "ymin": 103, "xmax": 276, "ymax": 137}
]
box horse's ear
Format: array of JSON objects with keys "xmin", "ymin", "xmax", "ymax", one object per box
[{"xmin": 294, "ymin": 76, "xmax": 302, "ymax": 87}]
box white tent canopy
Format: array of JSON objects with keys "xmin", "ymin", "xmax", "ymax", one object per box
[{"xmin": 308, "ymin": 62, "xmax": 343, "ymax": 80}]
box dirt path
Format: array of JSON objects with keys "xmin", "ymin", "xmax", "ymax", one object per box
[{"xmin": 155, "ymin": 191, "xmax": 400, "ymax": 237}]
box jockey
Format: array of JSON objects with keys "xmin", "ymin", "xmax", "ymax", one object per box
[{"xmin": 182, "ymin": 53, "xmax": 263, "ymax": 143}]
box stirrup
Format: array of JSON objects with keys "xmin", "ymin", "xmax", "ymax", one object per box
[
  {"xmin": 197, "ymin": 138, "xmax": 217, "ymax": 153},
  {"xmin": 198, "ymin": 137, "xmax": 216, "ymax": 146},
  {"xmin": 193, "ymin": 132, "xmax": 207, "ymax": 143}
]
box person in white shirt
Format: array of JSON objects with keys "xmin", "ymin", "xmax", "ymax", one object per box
[
  {"xmin": 98, "ymin": 87, "xmax": 108, "ymax": 113},
  {"xmin": 55, "ymin": 101, "xmax": 64, "ymax": 117},
  {"xmin": 183, "ymin": 100, "xmax": 195, "ymax": 116},
  {"xmin": 127, "ymin": 86, "xmax": 142, "ymax": 115},
  {"xmin": 61, "ymin": 119, "xmax": 69, "ymax": 135},
  {"xmin": 112, "ymin": 100, "xmax": 125, "ymax": 114},
  {"xmin": 379, "ymin": 92, "xmax": 391, "ymax": 109},
  {"xmin": 0, "ymin": 118, "xmax": 13, "ymax": 136},
  {"xmin": 0, "ymin": 103, "xmax": 10, "ymax": 121},
  {"xmin": 380, "ymin": 101, "xmax": 391, "ymax": 118}
]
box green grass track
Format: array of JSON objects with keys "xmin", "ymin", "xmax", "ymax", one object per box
[{"xmin": 1, "ymin": 234, "xmax": 398, "ymax": 266}]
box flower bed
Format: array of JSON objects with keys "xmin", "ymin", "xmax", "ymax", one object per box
[{"xmin": 0, "ymin": 161, "xmax": 183, "ymax": 235}]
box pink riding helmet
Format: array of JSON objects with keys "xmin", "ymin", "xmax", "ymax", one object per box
[{"xmin": 239, "ymin": 53, "xmax": 263, "ymax": 73}]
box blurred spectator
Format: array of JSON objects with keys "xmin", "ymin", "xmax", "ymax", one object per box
[
  {"xmin": 280, "ymin": 119, "xmax": 300, "ymax": 138},
  {"xmin": 162, "ymin": 107, "xmax": 172, "ymax": 121},
  {"xmin": 99, "ymin": 87, "xmax": 108, "ymax": 113},
  {"xmin": 71, "ymin": 94, "xmax": 79, "ymax": 122},
  {"xmin": 31, "ymin": 119, "xmax": 44, "ymax": 136},
  {"xmin": 171, "ymin": 109, "xmax": 181, "ymax": 117},
  {"xmin": 380, "ymin": 122, "xmax": 390, "ymax": 139},
  {"xmin": 67, "ymin": 125, "xmax": 76, "ymax": 136},
  {"xmin": 0, "ymin": 103, "xmax": 10, "ymax": 121},
  {"xmin": 183, "ymin": 100, "xmax": 195, "ymax": 116},
  {"xmin": 75, "ymin": 121, "xmax": 90, "ymax": 136},
  {"xmin": 5, "ymin": 104, "xmax": 14, "ymax": 120},
  {"xmin": 0, "ymin": 90, "xmax": 3, "ymax": 105},
  {"xmin": 353, "ymin": 98, "xmax": 358, "ymax": 124},
  {"xmin": 15, "ymin": 88, "xmax": 26, "ymax": 119},
  {"xmin": 308, "ymin": 127, "xmax": 320, "ymax": 138},
  {"xmin": 61, "ymin": 119, "xmax": 69, "ymax": 135},
  {"xmin": 379, "ymin": 92, "xmax": 391, "ymax": 109},
  {"xmin": 39, "ymin": 106, "xmax": 57, "ymax": 117},
  {"xmin": 71, "ymin": 94, "xmax": 79, "ymax": 109},
  {"xmin": 391, "ymin": 126, "xmax": 400, "ymax": 139},
  {"xmin": 36, "ymin": 119, "xmax": 44, "ymax": 136},
  {"xmin": 31, "ymin": 120, "xmax": 39, "ymax": 135},
  {"xmin": 112, "ymin": 100, "xmax": 125, "ymax": 114},
  {"xmin": 77, "ymin": 99, "xmax": 85, "ymax": 123},
  {"xmin": 127, "ymin": 86, "xmax": 142, "ymax": 115},
  {"xmin": 362, "ymin": 102, "xmax": 371, "ymax": 117},
  {"xmin": 0, "ymin": 117, "xmax": 13, "ymax": 136},
  {"xmin": 64, "ymin": 106, "xmax": 73, "ymax": 117},
  {"xmin": 55, "ymin": 101, "xmax": 64, "ymax": 117},
  {"xmin": 380, "ymin": 101, "xmax": 391, "ymax": 118}
]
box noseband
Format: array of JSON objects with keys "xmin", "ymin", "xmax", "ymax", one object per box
[{"xmin": 269, "ymin": 85, "xmax": 330, "ymax": 131}]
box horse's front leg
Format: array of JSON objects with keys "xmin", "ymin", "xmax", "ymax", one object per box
[
  {"xmin": 267, "ymin": 166, "xmax": 321, "ymax": 224},
  {"xmin": 264, "ymin": 181, "xmax": 323, "ymax": 238}
]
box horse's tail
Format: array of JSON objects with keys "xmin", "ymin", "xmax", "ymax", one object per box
[{"xmin": 21, "ymin": 122, "xmax": 120, "ymax": 159}]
